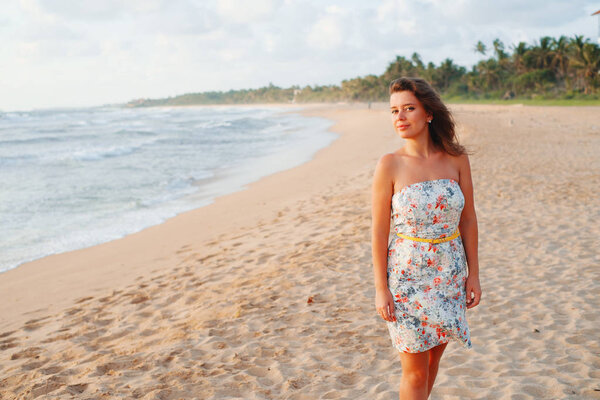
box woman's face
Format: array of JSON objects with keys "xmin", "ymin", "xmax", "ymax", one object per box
[{"xmin": 389, "ymin": 90, "xmax": 431, "ymax": 140}]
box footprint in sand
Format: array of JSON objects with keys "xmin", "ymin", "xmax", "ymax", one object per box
[
  {"xmin": 39, "ymin": 365, "xmax": 63, "ymax": 375},
  {"xmin": 10, "ymin": 346, "xmax": 43, "ymax": 360},
  {"xmin": 130, "ymin": 293, "xmax": 151, "ymax": 304},
  {"xmin": 0, "ymin": 336, "xmax": 19, "ymax": 351},
  {"xmin": 66, "ymin": 383, "xmax": 88, "ymax": 395},
  {"xmin": 30, "ymin": 376, "xmax": 66, "ymax": 397},
  {"xmin": 21, "ymin": 359, "xmax": 49, "ymax": 370},
  {"xmin": 23, "ymin": 317, "xmax": 50, "ymax": 331}
]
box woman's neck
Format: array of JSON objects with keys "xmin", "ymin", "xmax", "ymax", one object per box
[{"xmin": 403, "ymin": 132, "xmax": 436, "ymax": 158}]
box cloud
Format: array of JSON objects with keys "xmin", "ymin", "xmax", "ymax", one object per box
[
  {"xmin": 447, "ymin": 0, "xmax": 594, "ymax": 28},
  {"xmin": 307, "ymin": 15, "xmax": 344, "ymax": 50},
  {"xmin": 35, "ymin": 0, "xmax": 164, "ymax": 20},
  {"xmin": 376, "ymin": 0, "xmax": 419, "ymax": 35},
  {"xmin": 1, "ymin": 0, "xmax": 599, "ymax": 110},
  {"xmin": 216, "ymin": 0, "xmax": 280, "ymax": 24},
  {"xmin": 142, "ymin": 2, "xmax": 218, "ymax": 35}
]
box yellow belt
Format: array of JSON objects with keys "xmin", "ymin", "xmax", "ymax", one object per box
[{"xmin": 396, "ymin": 229, "xmax": 460, "ymax": 244}]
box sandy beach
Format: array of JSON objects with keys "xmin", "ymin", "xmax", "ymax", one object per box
[{"xmin": 0, "ymin": 103, "xmax": 599, "ymax": 399}]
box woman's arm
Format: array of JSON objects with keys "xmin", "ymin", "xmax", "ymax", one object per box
[
  {"xmin": 457, "ymin": 154, "xmax": 482, "ymax": 309},
  {"xmin": 371, "ymin": 154, "xmax": 396, "ymax": 322}
]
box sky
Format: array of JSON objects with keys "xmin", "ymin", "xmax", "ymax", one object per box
[{"xmin": 2, "ymin": 0, "xmax": 599, "ymax": 111}]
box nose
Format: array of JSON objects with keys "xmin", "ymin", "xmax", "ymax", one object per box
[{"xmin": 394, "ymin": 110, "xmax": 406, "ymax": 121}]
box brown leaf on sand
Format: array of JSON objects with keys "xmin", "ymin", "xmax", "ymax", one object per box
[{"xmin": 307, "ymin": 296, "xmax": 314, "ymax": 304}]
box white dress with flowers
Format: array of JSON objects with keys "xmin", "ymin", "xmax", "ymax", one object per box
[{"xmin": 386, "ymin": 178, "xmax": 472, "ymax": 353}]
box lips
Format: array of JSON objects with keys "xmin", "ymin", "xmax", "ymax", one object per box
[{"xmin": 396, "ymin": 124, "xmax": 410, "ymax": 129}]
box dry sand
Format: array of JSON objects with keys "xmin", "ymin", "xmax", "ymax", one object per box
[{"xmin": 0, "ymin": 103, "xmax": 599, "ymax": 399}]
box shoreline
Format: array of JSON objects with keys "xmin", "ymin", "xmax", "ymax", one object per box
[
  {"xmin": 0, "ymin": 105, "xmax": 336, "ymax": 275},
  {"xmin": 1, "ymin": 103, "xmax": 598, "ymax": 399},
  {"xmin": 0, "ymin": 103, "xmax": 386, "ymax": 331}
]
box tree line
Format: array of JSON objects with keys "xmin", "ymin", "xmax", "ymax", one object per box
[{"xmin": 127, "ymin": 34, "xmax": 600, "ymax": 107}]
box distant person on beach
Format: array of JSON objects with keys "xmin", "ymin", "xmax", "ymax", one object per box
[{"xmin": 371, "ymin": 77, "xmax": 482, "ymax": 399}]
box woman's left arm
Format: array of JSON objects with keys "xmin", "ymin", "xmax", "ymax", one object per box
[{"xmin": 457, "ymin": 154, "xmax": 482, "ymax": 309}]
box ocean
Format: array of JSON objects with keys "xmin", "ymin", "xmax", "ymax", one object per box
[{"xmin": 0, "ymin": 105, "xmax": 336, "ymax": 273}]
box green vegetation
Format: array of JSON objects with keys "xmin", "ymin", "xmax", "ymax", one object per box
[
  {"xmin": 444, "ymin": 98, "xmax": 600, "ymax": 106},
  {"xmin": 126, "ymin": 35, "xmax": 600, "ymax": 107}
]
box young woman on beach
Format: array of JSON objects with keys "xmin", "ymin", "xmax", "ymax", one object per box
[{"xmin": 371, "ymin": 77, "xmax": 482, "ymax": 399}]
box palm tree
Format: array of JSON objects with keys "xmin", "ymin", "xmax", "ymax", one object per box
[
  {"xmin": 474, "ymin": 41, "xmax": 487, "ymax": 56},
  {"xmin": 435, "ymin": 58, "xmax": 466, "ymax": 92},
  {"xmin": 569, "ymin": 35, "xmax": 592, "ymax": 92},
  {"xmin": 383, "ymin": 56, "xmax": 419, "ymax": 82},
  {"xmin": 411, "ymin": 52, "xmax": 425, "ymax": 72},
  {"xmin": 474, "ymin": 58, "xmax": 501, "ymax": 92},
  {"xmin": 551, "ymin": 36, "xmax": 570, "ymax": 85},
  {"xmin": 492, "ymin": 39, "xmax": 507, "ymax": 60},
  {"xmin": 570, "ymin": 35, "xmax": 589, "ymax": 55},
  {"xmin": 526, "ymin": 36, "xmax": 554, "ymax": 70},
  {"xmin": 511, "ymin": 41, "xmax": 530, "ymax": 75},
  {"xmin": 570, "ymin": 42, "xmax": 600, "ymax": 94}
]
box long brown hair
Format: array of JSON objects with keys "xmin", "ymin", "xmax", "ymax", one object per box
[{"xmin": 389, "ymin": 77, "xmax": 466, "ymax": 156}]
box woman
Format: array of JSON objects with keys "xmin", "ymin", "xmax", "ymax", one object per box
[{"xmin": 371, "ymin": 77, "xmax": 482, "ymax": 400}]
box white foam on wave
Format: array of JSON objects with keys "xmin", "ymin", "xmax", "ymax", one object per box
[{"xmin": 0, "ymin": 106, "xmax": 336, "ymax": 273}]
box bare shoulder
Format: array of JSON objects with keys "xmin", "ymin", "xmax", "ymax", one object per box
[
  {"xmin": 449, "ymin": 152, "xmax": 469, "ymax": 164},
  {"xmin": 447, "ymin": 153, "xmax": 471, "ymax": 173},
  {"xmin": 379, "ymin": 152, "xmax": 402, "ymax": 165},
  {"xmin": 375, "ymin": 152, "xmax": 402, "ymax": 176},
  {"xmin": 453, "ymin": 153, "xmax": 474, "ymax": 195},
  {"xmin": 373, "ymin": 152, "xmax": 403, "ymax": 197}
]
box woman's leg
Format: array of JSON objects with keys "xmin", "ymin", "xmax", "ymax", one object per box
[
  {"xmin": 398, "ymin": 342, "xmax": 449, "ymax": 400},
  {"xmin": 426, "ymin": 342, "xmax": 448, "ymax": 397},
  {"xmin": 398, "ymin": 351, "xmax": 430, "ymax": 400}
]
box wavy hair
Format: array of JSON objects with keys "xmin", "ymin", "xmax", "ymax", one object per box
[{"xmin": 389, "ymin": 77, "xmax": 466, "ymax": 156}]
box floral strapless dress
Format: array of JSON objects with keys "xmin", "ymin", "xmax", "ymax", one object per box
[{"xmin": 386, "ymin": 178, "xmax": 472, "ymax": 353}]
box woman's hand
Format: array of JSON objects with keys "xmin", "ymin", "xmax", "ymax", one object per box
[
  {"xmin": 465, "ymin": 275, "xmax": 482, "ymax": 309},
  {"xmin": 376, "ymin": 288, "xmax": 396, "ymax": 322}
]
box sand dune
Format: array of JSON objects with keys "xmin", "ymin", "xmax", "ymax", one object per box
[{"xmin": 0, "ymin": 104, "xmax": 599, "ymax": 399}]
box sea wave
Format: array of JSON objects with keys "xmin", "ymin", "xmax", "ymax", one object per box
[
  {"xmin": 0, "ymin": 106, "xmax": 335, "ymax": 273},
  {"xmin": 69, "ymin": 145, "xmax": 143, "ymax": 161}
]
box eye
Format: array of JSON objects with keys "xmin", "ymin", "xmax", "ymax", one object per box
[
  {"xmin": 391, "ymin": 109, "xmax": 399, "ymax": 115},
  {"xmin": 404, "ymin": 106, "xmax": 415, "ymax": 111}
]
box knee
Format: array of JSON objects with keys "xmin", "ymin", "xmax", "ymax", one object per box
[{"xmin": 402, "ymin": 368, "xmax": 429, "ymax": 389}]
